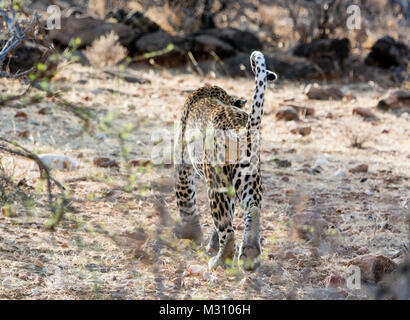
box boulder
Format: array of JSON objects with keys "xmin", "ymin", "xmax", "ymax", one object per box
[
  {"xmin": 191, "ymin": 34, "xmax": 235, "ymax": 58},
  {"xmin": 135, "ymin": 31, "xmax": 174, "ymax": 53},
  {"xmin": 365, "ymin": 36, "xmax": 409, "ymax": 69},
  {"xmin": 293, "ymin": 38, "xmax": 350, "ymax": 76},
  {"xmin": 348, "ymin": 254, "xmax": 397, "ymax": 283},
  {"xmin": 47, "ymin": 16, "xmax": 136, "ymax": 49},
  {"xmin": 105, "ymin": 8, "xmax": 161, "ymax": 33},
  {"xmin": 195, "ymin": 27, "xmax": 262, "ymax": 53},
  {"xmin": 377, "ymin": 89, "xmax": 410, "ymax": 115},
  {"xmin": 222, "ymin": 53, "xmax": 322, "ymax": 79},
  {"xmin": 6, "ymin": 41, "xmax": 46, "ymax": 74}
]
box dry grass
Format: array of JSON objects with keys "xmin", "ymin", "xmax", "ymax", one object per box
[
  {"xmin": 0, "ymin": 64, "xmax": 409, "ymax": 299},
  {"xmin": 84, "ymin": 31, "xmax": 128, "ymax": 70}
]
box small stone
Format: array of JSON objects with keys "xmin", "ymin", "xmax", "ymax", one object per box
[
  {"xmin": 93, "ymin": 157, "xmax": 119, "ymax": 168},
  {"xmin": 333, "ymin": 169, "xmax": 347, "ymax": 178},
  {"xmin": 356, "ymin": 247, "xmax": 369, "ymax": 255},
  {"xmin": 315, "ymin": 158, "xmax": 329, "ymax": 166},
  {"xmin": 186, "ymin": 264, "xmax": 205, "ymax": 276},
  {"xmin": 325, "ymin": 274, "xmax": 346, "ymax": 288},
  {"xmin": 364, "ymin": 189, "xmax": 372, "ymax": 196},
  {"xmin": 275, "ymin": 107, "xmax": 299, "ymax": 121},
  {"xmin": 290, "ymin": 126, "xmax": 312, "ymax": 136},
  {"xmin": 36, "ymin": 154, "xmax": 77, "ymax": 171},
  {"xmin": 349, "ymin": 164, "xmax": 368, "ymax": 173},
  {"xmin": 281, "ymin": 176, "xmax": 289, "ymax": 182},
  {"xmin": 273, "ymin": 159, "xmax": 291, "ymax": 168},
  {"xmin": 203, "ymin": 272, "xmax": 217, "ymax": 282},
  {"xmin": 352, "ymin": 107, "xmax": 379, "ymax": 120},
  {"xmin": 306, "ymin": 86, "xmax": 344, "ymax": 100},
  {"xmin": 14, "ymin": 111, "xmax": 28, "ymax": 120}
]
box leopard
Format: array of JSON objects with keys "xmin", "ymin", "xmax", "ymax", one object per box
[{"xmin": 174, "ymin": 51, "xmax": 277, "ymax": 271}]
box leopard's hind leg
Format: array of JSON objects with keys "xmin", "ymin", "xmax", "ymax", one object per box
[
  {"xmin": 174, "ymin": 163, "xmax": 203, "ymax": 244},
  {"xmin": 204, "ymin": 164, "xmax": 236, "ymax": 269},
  {"xmin": 233, "ymin": 168, "xmax": 262, "ymax": 271}
]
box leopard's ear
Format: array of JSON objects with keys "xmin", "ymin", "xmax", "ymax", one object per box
[
  {"xmin": 234, "ymin": 99, "xmax": 247, "ymax": 108},
  {"xmin": 266, "ymin": 70, "xmax": 277, "ymax": 81}
]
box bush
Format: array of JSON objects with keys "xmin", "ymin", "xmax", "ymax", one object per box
[{"xmin": 84, "ymin": 31, "xmax": 128, "ymax": 70}]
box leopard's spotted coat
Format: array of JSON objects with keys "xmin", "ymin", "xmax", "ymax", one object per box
[{"xmin": 174, "ymin": 52, "xmax": 277, "ymax": 270}]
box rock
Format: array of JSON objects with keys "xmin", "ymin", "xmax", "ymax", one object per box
[
  {"xmin": 376, "ymin": 89, "xmax": 410, "ymax": 115},
  {"xmin": 293, "ymin": 38, "xmax": 350, "ymax": 76},
  {"xmin": 6, "ymin": 41, "xmax": 46, "ymax": 74},
  {"xmin": 365, "ymin": 36, "xmax": 409, "ymax": 69},
  {"xmin": 349, "ymin": 164, "xmax": 368, "ymax": 173},
  {"xmin": 134, "ymin": 31, "xmax": 173, "ymax": 53},
  {"xmin": 306, "ymin": 86, "xmax": 345, "ymax": 100},
  {"xmin": 275, "ymin": 107, "xmax": 299, "ymax": 121},
  {"xmin": 283, "ymin": 104, "xmax": 315, "ymax": 117},
  {"xmin": 290, "ymin": 126, "xmax": 312, "ymax": 136},
  {"xmin": 348, "ymin": 254, "xmax": 397, "ymax": 283},
  {"xmin": 48, "ymin": 17, "xmax": 136, "ymax": 50},
  {"xmin": 14, "ymin": 111, "xmax": 28, "ymax": 120},
  {"xmin": 325, "ymin": 274, "xmax": 346, "ymax": 288},
  {"xmin": 192, "ymin": 34, "xmax": 235, "ymax": 58},
  {"xmin": 333, "ymin": 169, "xmax": 347, "ymax": 178},
  {"xmin": 273, "ymin": 159, "xmax": 292, "ymax": 168},
  {"xmin": 196, "ymin": 27, "xmax": 262, "ymax": 53},
  {"xmin": 93, "ymin": 157, "xmax": 119, "ymax": 168},
  {"xmin": 186, "ymin": 264, "xmax": 206, "ymax": 276},
  {"xmin": 352, "ymin": 107, "xmax": 379, "ymax": 121},
  {"xmin": 105, "ymin": 8, "xmax": 162, "ymax": 33},
  {"xmin": 315, "ymin": 158, "xmax": 329, "ymax": 167},
  {"xmin": 37, "ymin": 154, "xmax": 77, "ymax": 171},
  {"xmin": 203, "ymin": 271, "xmax": 217, "ymax": 282},
  {"xmin": 222, "ymin": 53, "xmax": 322, "ymax": 80}
]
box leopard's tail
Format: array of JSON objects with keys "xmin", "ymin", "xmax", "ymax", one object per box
[{"xmin": 247, "ymin": 51, "xmax": 277, "ymax": 132}]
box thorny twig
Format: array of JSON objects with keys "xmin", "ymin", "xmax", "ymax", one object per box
[
  {"xmin": 0, "ymin": 137, "xmax": 65, "ymax": 202},
  {"xmin": 0, "ymin": 8, "xmax": 40, "ymax": 69}
]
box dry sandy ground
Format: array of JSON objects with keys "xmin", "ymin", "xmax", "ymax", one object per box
[{"xmin": 0, "ymin": 63, "xmax": 409, "ymax": 299}]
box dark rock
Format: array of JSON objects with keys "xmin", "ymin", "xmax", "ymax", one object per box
[
  {"xmin": 196, "ymin": 27, "xmax": 262, "ymax": 53},
  {"xmin": 135, "ymin": 31, "xmax": 173, "ymax": 53},
  {"xmin": 6, "ymin": 41, "xmax": 46, "ymax": 74},
  {"xmin": 306, "ymin": 86, "xmax": 344, "ymax": 100},
  {"xmin": 192, "ymin": 34, "xmax": 235, "ymax": 58},
  {"xmin": 105, "ymin": 8, "xmax": 161, "ymax": 33},
  {"xmin": 273, "ymin": 159, "xmax": 292, "ymax": 168},
  {"xmin": 352, "ymin": 107, "xmax": 379, "ymax": 120},
  {"xmin": 222, "ymin": 53, "xmax": 322, "ymax": 79},
  {"xmin": 377, "ymin": 89, "xmax": 410, "ymax": 115},
  {"xmin": 275, "ymin": 107, "xmax": 299, "ymax": 121},
  {"xmin": 48, "ymin": 16, "xmax": 136, "ymax": 50},
  {"xmin": 365, "ymin": 36, "xmax": 410, "ymax": 69},
  {"xmin": 350, "ymin": 164, "xmax": 368, "ymax": 173},
  {"xmin": 293, "ymin": 38, "xmax": 350, "ymax": 76}
]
